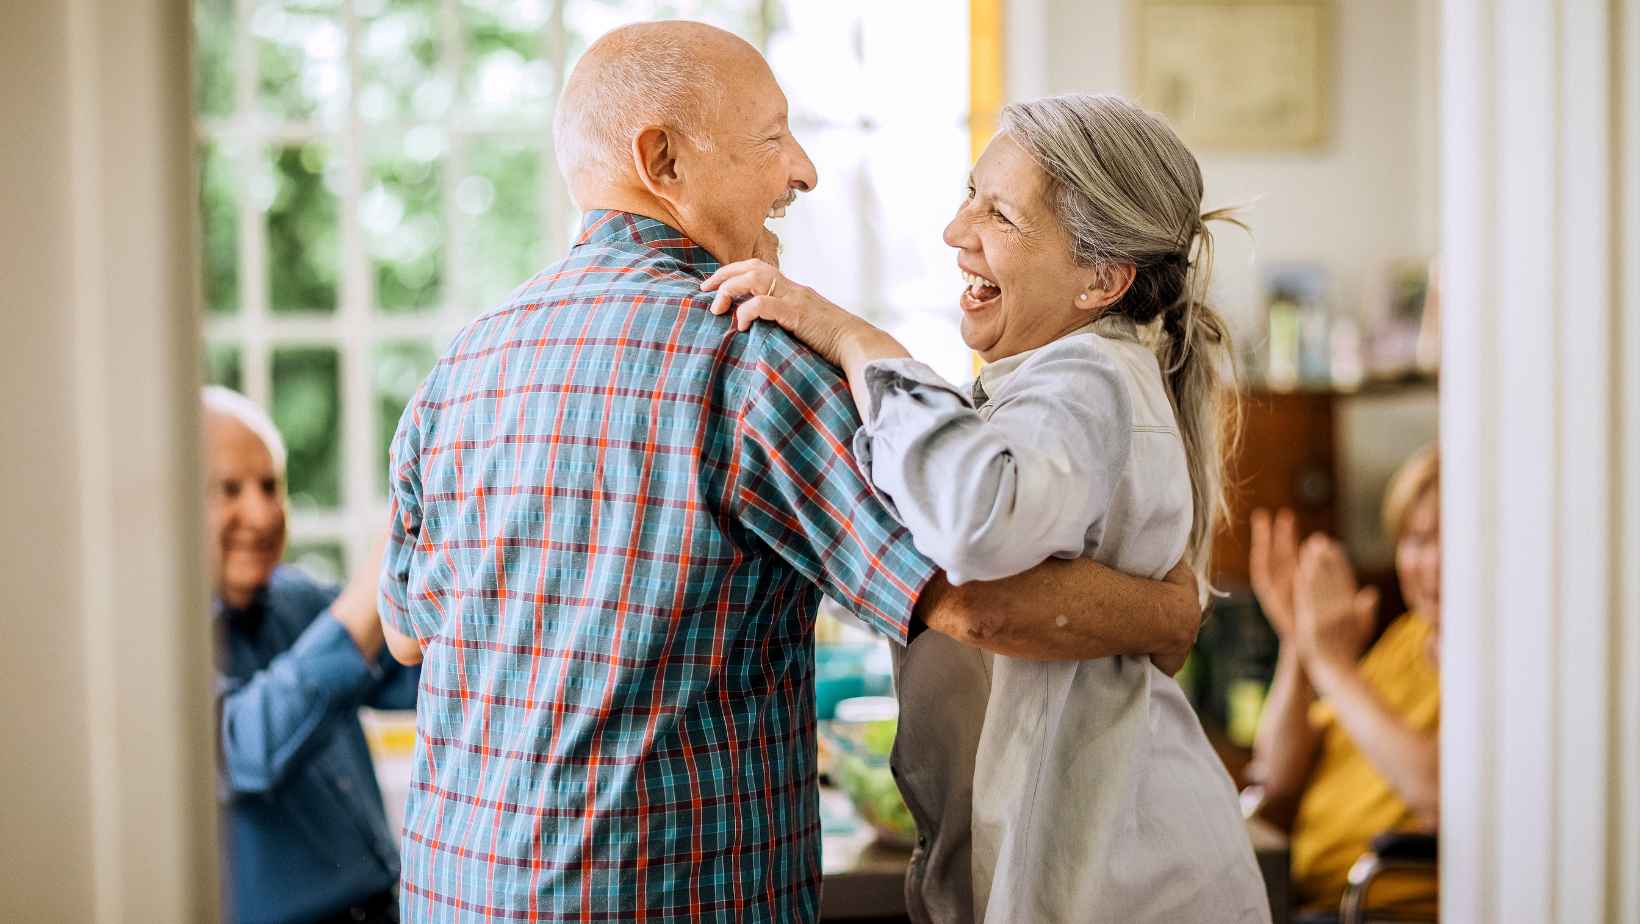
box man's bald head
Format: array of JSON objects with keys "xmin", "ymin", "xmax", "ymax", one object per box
[{"xmin": 553, "ymin": 21, "xmax": 763, "ymax": 186}]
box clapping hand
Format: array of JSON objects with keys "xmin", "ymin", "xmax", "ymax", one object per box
[
  {"xmin": 1292, "ymin": 535, "xmax": 1378, "ymax": 675},
  {"xmin": 1249, "ymin": 508, "xmax": 1301, "ymax": 641}
]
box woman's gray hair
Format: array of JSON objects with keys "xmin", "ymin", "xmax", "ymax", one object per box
[
  {"xmin": 202, "ymin": 385, "xmax": 288, "ymax": 476},
  {"xmin": 1000, "ymin": 93, "xmax": 1243, "ymax": 580}
]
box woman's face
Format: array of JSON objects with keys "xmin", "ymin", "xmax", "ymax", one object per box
[
  {"xmin": 1396, "ymin": 488, "xmax": 1442, "ymax": 626},
  {"xmin": 942, "ymin": 134, "xmax": 1101, "ymax": 362}
]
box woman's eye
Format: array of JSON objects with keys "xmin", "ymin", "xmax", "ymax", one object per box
[
  {"xmin": 965, "ymin": 184, "xmax": 976, "ymax": 200},
  {"xmin": 992, "ymin": 209, "xmax": 1014, "ymax": 227}
]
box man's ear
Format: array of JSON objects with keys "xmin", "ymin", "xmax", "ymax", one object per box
[{"xmin": 631, "ymin": 125, "xmax": 682, "ymax": 198}]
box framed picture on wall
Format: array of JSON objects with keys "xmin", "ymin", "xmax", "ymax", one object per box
[{"xmin": 1132, "ymin": 0, "xmax": 1332, "ymax": 151}]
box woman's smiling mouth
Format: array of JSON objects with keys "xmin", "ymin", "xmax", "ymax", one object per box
[{"xmin": 960, "ymin": 268, "xmax": 1002, "ymax": 311}]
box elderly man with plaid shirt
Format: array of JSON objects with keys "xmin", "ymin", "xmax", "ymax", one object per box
[{"xmin": 377, "ymin": 20, "xmax": 1201, "ymax": 924}]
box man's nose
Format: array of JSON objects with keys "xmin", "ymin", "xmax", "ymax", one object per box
[
  {"xmin": 788, "ymin": 138, "xmax": 818, "ymax": 193},
  {"xmin": 243, "ymin": 491, "xmax": 284, "ymax": 530}
]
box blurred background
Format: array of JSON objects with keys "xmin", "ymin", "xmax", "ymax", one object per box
[
  {"xmin": 3, "ymin": 0, "xmax": 1635, "ymax": 921},
  {"xmin": 192, "ymin": 0, "xmax": 1440, "ymax": 777}
]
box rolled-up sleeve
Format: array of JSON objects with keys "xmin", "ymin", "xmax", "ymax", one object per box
[
  {"xmin": 734, "ymin": 327, "xmax": 937, "ymax": 645},
  {"xmin": 379, "ymin": 378, "xmax": 429, "ymax": 642},
  {"xmin": 217, "ymin": 612, "xmax": 378, "ymax": 797},
  {"xmin": 852, "ymin": 346, "xmax": 1132, "ymax": 585}
]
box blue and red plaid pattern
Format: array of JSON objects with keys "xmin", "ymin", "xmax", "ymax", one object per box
[{"xmin": 379, "ymin": 210, "xmax": 936, "ymax": 922}]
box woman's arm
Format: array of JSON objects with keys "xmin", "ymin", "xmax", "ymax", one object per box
[
  {"xmin": 1305, "ymin": 654, "xmax": 1440, "ymax": 827},
  {"xmin": 702, "ymin": 259, "xmax": 908, "ymax": 421},
  {"xmin": 1245, "ymin": 508, "xmax": 1323, "ymax": 829},
  {"xmin": 705, "ymin": 260, "xmax": 1130, "ymax": 585},
  {"xmin": 1246, "ymin": 649, "xmax": 1322, "ymax": 831},
  {"xmin": 1294, "ymin": 536, "xmax": 1440, "ymax": 827}
]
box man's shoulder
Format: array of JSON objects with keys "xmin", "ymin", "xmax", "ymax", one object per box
[{"xmin": 267, "ymin": 565, "xmax": 341, "ymax": 625}]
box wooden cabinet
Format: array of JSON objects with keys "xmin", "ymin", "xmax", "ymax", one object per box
[{"xmin": 1212, "ymin": 390, "xmax": 1340, "ymax": 590}]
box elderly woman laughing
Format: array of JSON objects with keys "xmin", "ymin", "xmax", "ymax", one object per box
[{"xmin": 703, "ymin": 94, "xmax": 1270, "ymax": 923}]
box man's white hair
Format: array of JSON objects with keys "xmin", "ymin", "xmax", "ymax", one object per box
[
  {"xmin": 203, "ymin": 385, "xmax": 288, "ymax": 475},
  {"xmin": 552, "ymin": 21, "xmax": 730, "ymax": 183}
]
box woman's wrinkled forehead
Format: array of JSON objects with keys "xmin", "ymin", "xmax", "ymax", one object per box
[{"xmin": 972, "ymin": 133, "xmax": 1051, "ymax": 212}]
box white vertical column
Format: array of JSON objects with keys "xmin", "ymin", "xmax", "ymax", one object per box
[
  {"xmin": 1, "ymin": 0, "xmax": 216, "ymax": 918},
  {"xmin": 341, "ymin": 0, "xmax": 378, "ymax": 568},
  {"xmin": 1617, "ymin": 1, "xmax": 1640, "ymax": 919},
  {"xmin": 1436, "ymin": 0, "xmax": 1498, "ymax": 916},
  {"xmin": 1441, "ymin": 0, "xmax": 1638, "ymax": 921},
  {"xmin": 1553, "ymin": 0, "xmax": 1614, "ymax": 919}
]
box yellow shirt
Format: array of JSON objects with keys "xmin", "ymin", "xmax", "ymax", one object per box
[{"xmin": 1289, "ymin": 612, "xmax": 1440, "ymax": 912}]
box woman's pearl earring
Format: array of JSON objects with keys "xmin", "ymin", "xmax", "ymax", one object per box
[{"xmin": 1078, "ymin": 292, "xmax": 1090, "ymax": 302}]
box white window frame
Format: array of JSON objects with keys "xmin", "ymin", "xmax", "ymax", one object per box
[{"xmin": 199, "ymin": 0, "xmax": 780, "ymax": 576}]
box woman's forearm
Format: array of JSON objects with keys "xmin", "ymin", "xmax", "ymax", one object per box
[
  {"xmin": 1248, "ymin": 648, "xmax": 1321, "ymax": 830},
  {"xmin": 838, "ymin": 325, "xmax": 912, "ymax": 421},
  {"xmin": 1308, "ymin": 655, "xmax": 1440, "ymax": 826}
]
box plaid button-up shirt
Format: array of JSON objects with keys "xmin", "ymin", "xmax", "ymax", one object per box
[{"xmin": 380, "ymin": 210, "xmax": 936, "ymax": 922}]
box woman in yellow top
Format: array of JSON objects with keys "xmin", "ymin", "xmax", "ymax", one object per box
[{"xmin": 1248, "ymin": 446, "xmax": 1441, "ymax": 921}]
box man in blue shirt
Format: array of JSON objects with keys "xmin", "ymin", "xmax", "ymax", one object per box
[{"xmin": 206, "ymin": 386, "xmax": 418, "ymax": 924}]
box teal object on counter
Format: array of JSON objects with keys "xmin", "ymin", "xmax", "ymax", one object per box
[{"xmin": 814, "ymin": 643, "xmax": 892, "ymax": 720}]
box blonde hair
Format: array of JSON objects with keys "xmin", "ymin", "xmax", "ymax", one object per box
[
  {"xmin": 1382, "ymin": 443, "xmax": 1440, "ymax": 541},
  {"xmin": 999, "ymin": 94, "xmax": 1243, "ymax": 580}
]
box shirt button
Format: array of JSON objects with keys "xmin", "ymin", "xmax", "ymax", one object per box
[
  {"xmin": 349, "ymin": 908, "xmax": 367, "ymax": 921},
  {"xmin": 338, "ymin": 778, "xmax": 352, "ymax": 793}
]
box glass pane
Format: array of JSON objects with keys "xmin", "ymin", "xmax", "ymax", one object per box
[
  {"xmin": 461, "ymin": 0, "xmax": 554, "ymax": 116},
  {"xmin": 461, "ymin": 137, "xmax": 544, "ymax": 309},
  {"xmin": 204, "ymin": 342, "xmax": 244, "ymax": 392},
  {"xmin": 253, "ymin": 0, "xmax": 347, "ymax": 124},
  {"xmin": 367, "ymin": 138, "xmax": 444, "ymax": 313},
  {"xmin": 271, "ymin": 347, "xmax": 341, "ymax": 508},
  {"xmin": 199, "ymin": 142, "xmax": 241, "ymax": 314},
  {"xmin": 358, "ymin": 0, "xmax": 445, "ymax": 124},
  {"xmin": 286, "ymin": 540, "xmax": 345, "ymax": 585},
  {"xmin": 374, "ymin": 341, "xmax": 438, "ymax": 493},
  {"xmin": 267, "ymin": 144, "xmax": 341, "ymax": 314},
  {"xmin": 194, "ymin": 0, "xmax": 237, "ymax": 118}
]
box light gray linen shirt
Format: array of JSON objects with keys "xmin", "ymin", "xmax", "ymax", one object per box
[{"xmin": 859, "ymin": 318, "xmax": 1270, "ymax": 924}]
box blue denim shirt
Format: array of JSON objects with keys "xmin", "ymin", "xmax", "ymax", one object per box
[{"xmin": 215, "ymin": 565, "xmax": 419, "ymax": 924}]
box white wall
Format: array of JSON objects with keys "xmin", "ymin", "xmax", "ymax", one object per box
[
  {"xmin": 0, "ymin": 1, "xmax": 217, "ymax": 919},
  {"xmin": 1011, "ymin": 0, "xmax": 1440, "ymax": 345}
]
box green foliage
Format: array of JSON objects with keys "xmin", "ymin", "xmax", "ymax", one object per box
[
  {"xmin": 272, "ymin": 347, "xmax": 341, "ymax": 508},
  {"xmin": 199, "ymin": 143, "xmax": 240, "ymax": 314},
  {"xmin": 375, "ymin": 341, "xmax": 438, "ymax": 493},
  {"xmin": 268, "ymin": 145, "xmax": 340, "ymax": 313},
  {"xmin": 204, "ymin": 342, "xmax": 244, "ymax": 392},
  {"xmin": 369, "ymin": 147, "xmax": 444, "ymax": 313}
]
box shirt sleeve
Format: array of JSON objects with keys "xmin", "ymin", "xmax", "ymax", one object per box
[
  {"xmin": 217, "ymin": 607, "xmax": 379, "ymax": 798},
  {"xmin": 733, "ymin": 326, "xmax": 937, "ymax": 644},
  {"xmin": 365, "ymin": 656, "xmax": 421, "ymax": 711},
  {"xmin": 379, "ymin": 375, "xmax": 430, "ymax": 642},
  {"xmin": 851, "ymin": 340, "xmax": 1132, "ymax": 585}
]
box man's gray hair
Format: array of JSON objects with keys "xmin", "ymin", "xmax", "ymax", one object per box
[
  {"xmin": 202, "ymin": 385, "xmax": 288, "ymax": 475},
  {"xmin": 552, "ymin": 22, "xmax": 727, "ymax": 183}
]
